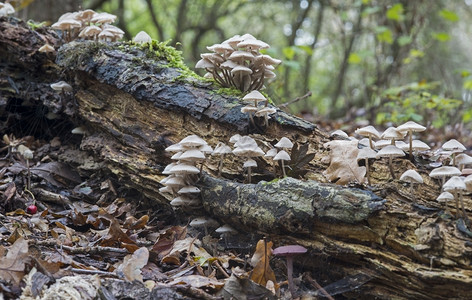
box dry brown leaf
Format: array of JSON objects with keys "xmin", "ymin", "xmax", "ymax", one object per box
[
  {"xmin": 249, "ymin": 239, "xmax": 278, "ymax": 289},
  {"xmin": 152, "ymin": 226, "xmax": 187, "ymax": 259},
  {"xmin": 100, "ymin": 217, "xmax": 136, "ymax": 247},
  {"xmin": 323, "ymin": 140, "xmax": 366, "ymax": 185},
  {"xmin": 168, "ymin": 274, "xmax": 224, "ymax": 290},
  {"xmin": 117, "ymin": 246, "xmax": 149, "ymax": 282},
  {"xmin": 0, "ymin": 237, "xmax": 29, "ymax": 284}
]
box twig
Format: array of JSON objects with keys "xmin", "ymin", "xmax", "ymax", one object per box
[
  {"xmin": 68, "ymin": 267, "xmax": 118, "ymax": 277},
  {"xmin": 175, "ymin": 284, "xmax": 221, "ymax": 300},
  {"xmin": 278, "ymin": 91, "xmax": 312, "ymax": 109},
  {"xmin": 212, "ymin": 260, "xmax": 230, "ymax": 278},
  {"xmin": 61, "ymin": 245, "xmax": 129, "ymax": 254},
  {"xmin": 305, "ymin": 273, "xmax": 335, "ymax": 300}
]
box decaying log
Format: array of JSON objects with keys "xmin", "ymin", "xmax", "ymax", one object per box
[{"xmin": 2, "ymin": 17, "xmax": 472, "ymax": 299}]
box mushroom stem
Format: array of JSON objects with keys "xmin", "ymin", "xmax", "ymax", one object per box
[
  {"xmin": 281, "ymin": 160, "xmax": 286, "ymax": 177},
  {"xmin": 217, "ymin": 154, "xmax": 225, "ymax": 177},
  {"xmin": 26, "ymin": 158, "xmax": 31, "ymax": 190},
  {"xmin": 388, "ymin": 156, "xmax": 395, "ymax": 179},
  {"xmin": 459, "ymin": 192, "xmax": 468, "ymax": 221},
  {"xmin": 365, "ymin": 158, "xmax": 371, "ymax": 185},
  {"xmin": 408, "ymin": 131, "xmax": 413, "ymax": 161},
  {"xmin": 368, "ymin": 136, "xmax": 374, "ymax": 149},
  {"xmin": 247, "ymin": 166, "xmax": 252, "ymax": 184},
  {"xmin": 285, "ymin": 256, "xmax": 295, "ymax": 298},
  {"xmin": 452, "ymin": 153, "xmax": 457, "ymax": 167}
]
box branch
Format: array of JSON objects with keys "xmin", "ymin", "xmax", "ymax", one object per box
[{"xmin": 278, "ymin": 91, "xmax": 313, "ymax": 109}]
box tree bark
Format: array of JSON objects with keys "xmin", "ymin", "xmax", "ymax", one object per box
[{"xmin": 2, "ymin": 17, "xmax": 472, "ymax": 300}]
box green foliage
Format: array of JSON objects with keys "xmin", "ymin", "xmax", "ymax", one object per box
[
  {"xmin": 376, "ymin": 81, "xmax": 463, "ymax": 128},
  {"xmin": 386, "ymin": 3, "xmax": 404, "ymax": 21},
  {"xmin": 376, "ymin": 27, "xmax": 393, "ymax": 44},
  {"xmin": 439, "ymin": 9, "xmax": 459, "ymax": 22},
  {"xmin": 26, "ymin": 20, "xmax": 46, "ymax": 30},
  {"xmin": 287, "ymin": 143, "xmax": 315, "ymax": 178},
  {"xmin": 432, "ymin": 32, "xmax": 451, "ymax": 42}
]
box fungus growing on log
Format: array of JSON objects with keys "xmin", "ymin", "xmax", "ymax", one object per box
[{"xmin": 273, "ymin": 245, "xmax": 307, "ymax": 298}]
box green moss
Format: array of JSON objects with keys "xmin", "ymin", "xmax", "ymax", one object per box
[
  {"xmin": 61, "ymin": 41, "xmax": 109, "ymax": 69},
  {"xmin": 27, "ymin": 20, "xmax": 47, "ymax": 31},
  {"xmin": 213, "ymin": 87, "xmax": 244, "ymax": 98}
]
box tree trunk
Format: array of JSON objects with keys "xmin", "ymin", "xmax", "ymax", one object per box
[{"xmin": 1, "ymin": 17, "xmax": 472, "ymax": 300}]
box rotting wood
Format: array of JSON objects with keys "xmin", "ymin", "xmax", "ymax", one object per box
[{"xmin": 2, "ymin": 17, "xmax": 472, "ymax": 299}]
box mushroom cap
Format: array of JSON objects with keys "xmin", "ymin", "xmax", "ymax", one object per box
[
  {"xmin": 374, "ymin": 140, "xmax": 391, "ymax": 149},
  {"xmin": 243, "ymin": 159, "xmax": 258, "ymax": 168},
  {"xmin": 264, "ymin": 148, "xmax": 278, "ymax": 158},
  {"xmin": 436, "ymin": 191, "xmax": 454, "ymax": 202},
  {"xmin": 163, "ymin": 175, "xmax": 186, "ymax": 187},
  {"xmin": 158, "ymin": 186, "xmax": 173, "ymax": 194},
  {"xmin": 355, "ymin": 125, "xmax": 380, "ymax": 139},
  {"xmin": 207, "ymin": 43, "xmax": 234, "ymax": 53},
  {"xmin": 376, "ymin": 145, "xmax": 405, "ymax": 159},
  {"xmin": 170, "ymin": 151, "xmax": 183, "ymax": 160},
  {"xmin": 356, "ymin": 147, "xmax": 377, "ymax": 161},
  {"xmin": 162, "ymin": 163, "xmax": 177, "ymax": 175},
  {"xmin": 330, "ymin": 130, "xmax": 349, "ymax": 139},
  {"xmin": 220, "ymin": 60, "xmax": 238, "ymax": 69},
  {"xmin": 0, "ymin": 3, "xmax": 15, "ymax": 16},
  {"xmin": 165, "ymin": 143, "xmax": 183, "ymax": 152},
  {"xmin": 201, "ymin": 53, "xmax": 225, "ymax": 64},
  {"xmin": 78, "ymin": 25, "xmax": 102, "ymax": 39},
  {"xmin": 273, "ymin": 150, "xmax": 291, "ymax": 161},
  {"xmin": 274, "ymin": 137, "xmax": 293, "ymax": 149},
  {"xmin": 442, "ymin": 139, "xmax": 466, "ymax": 152},
  {"xmin": 199, "ymin": 144, "xmax": 213, "ymax": 154},
  {"xmin": 233, "ymin": 147, "xmax": 265, "ymax": 158},
  {"xmin": 254, "ymin": 54, "xmax": 282, "ymax": 66},
  {"xmin": 464, "ymin": 175, "xmax": 472, "ymax": 191},
  {"xmin": 195, "ymin": 58, "xmax": 214, "ymax": 69},
  {"xmin": 215, "ymin": 224, "xmax": 237, "ymax": 234},
  {"xmin": 51, "ymin": 19, "xmax": 82, "ymax": 30},
  {"xmin": 399, "ymin": 140, "xmax": 430, "ymax": 152},
  {"xmin": 38, "ymin": 44, "xmax": 55, "ymax": 53},
  {"xmin": 213, "ymin": 142, "xmax": 232, "ymax": 155},
  {"xmin": 231, "ymin": 65, "xmax": 253, "ymax": 75},
  {"xmin": 229, "ymin": 50, "xmax": 255, "ymax": 61},
  {"xmin": 229, "ymin": 134, "xmax": 242, "ymax": 144},
  {"xmin": 255, "ymin": 107, "xmax": 277, "ymax": 117},
  {"xmin": 381, "ymin": 127, "xmax": 405, "ymax": 141},
  {"xmin": 179, "ymin": 149, "xmax": 206, "ymax": 161},
  {"xmin": 243, "ymin": 90, "xmax": 266, "ymax": 103},
  {"xmin": 453, "ymin": 153, "xmax": 472, "ymax": 167},
  {"xmin": 133, "ymin": 31, "xmax": 152, "ymax": 43},
  {"xmin": 98, "ymin": 30, "xmax": 115, "ymax": 40},
  {"xmin": 76, "ymin": 9, "xmax": 97, "ymax": 22},
  {"xmin": 443, "ymin": 176, "xmax": 466, "ymax": 192},
  {"xmin": 90, "ymin": 12, "xmax": 117, "ymax": 24},
  {"xmin": 396, "ymin": 121, "xmax": 426, "ymax": 133},
  {"xmin": 241, "ymin": 106, "xmax": 258, "ymax": 114},
  {"xmin": 178, "ymin": 186, "xmax": 201, "ymax": 194},
  {"xmin": 179, "ymin": 135, "xmax": 207, "ymax": 148},
  {"xmin": 190, "ymin": 217, "xmax": 219, "ymax": 228},
  {"xmin": 273, "ymin": 245, "xmax": 307, "ymax": 256},
  {"xmin": 169, "ymin": 163, "xmax": 200, "ymax": 174},
  {"xmin": 223, "ymin": 34, "xmax": 243, "ymax": 48},
  {"xmin": 237, "ymin": 39, "xmax": 270, "ymax": 50},
  {"xmin": 50, "ymin": 81, "xmax": 73, "ymax": 92},
  {"xmin": 429, "ymin": 166, "xmax": 461, "ymax": 179},
  {"xmin": 400, "ymin": 169, "xmax": 423, "ymax": 184},
  {"xmin": 170, "ymin": 196, "xmax": 200, "ymax": 206}
]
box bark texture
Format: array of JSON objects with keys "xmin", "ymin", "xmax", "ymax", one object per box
[{"xmin": 2, "ymin": 17, "xmax": 472, "ymax": 299}]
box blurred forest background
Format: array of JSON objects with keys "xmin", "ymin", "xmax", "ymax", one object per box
[{"xmin": 11, "ymin": 0, "xmax": 472, "ymax": 131}]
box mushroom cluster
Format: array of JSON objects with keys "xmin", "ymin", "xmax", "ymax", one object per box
[
  {"xmin": 231, "ymin": 135, "xmax": 265, "ymax": 183},
  {"xmin": 195, "ymin": 34, "xmax": 281, "ymax": 92},
  {"xmin": 159, "ymin": 135, "xmax": 212, "ymax": 208},
  {"xmin": 0, "ymin": 2, "xmax": 15, "ymax": 17},
  {"xmin": 52, "ymin": 9, "xmax": 124, "ymax": 43},
  {"xmin": 240, "ymin": 90, "xmax": 276, "ymax": 127}
]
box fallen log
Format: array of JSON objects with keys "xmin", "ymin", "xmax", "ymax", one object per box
[{"xmin": 2, "ymin": 17, "xmax": 472, "ymax": 299}]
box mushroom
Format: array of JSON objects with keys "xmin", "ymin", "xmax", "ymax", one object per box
[
  {"xmin": 376, "ymin": 145, "xmax": 405, "ymax": 179},
  {"xmin": 396, "ymin": 121, "xmax": 426, "ymax": 160},
  {"xmin": 212, "ymin": 142, "xmax": 232, "ymax": 177},
  {"xmin": 232, "ymin": 136, "xmax": 265, "ymax": 183},
  {"xmin": 381, "ymin": 127, "xmax": 405, "ymax": 146},
  {"xmin": 399, "ymin": 169, "xmax": 423, "ymax": 201},
  {"xmin": 264, "ymin": 148, "xmax": 278, "ymax": 175},
  {"xmin": 442, "ymin": 139, "xmax": 466, "ymax": 167},
  {"xmin": 215, "ymin": 224, "xmax": 237, "ymax": 248},
  {"xmin": 272, "ymin": 245, "xmax": 308, "ymax": 298},
  {"xmin": 243, "ymin": 159, "xmax": 258, "ymax": 182},
  {"xmin": 133, "ymin": 31, "xmax": 152, "ymax": 44},
  {"xmin": 443, "ymin": 176, "xmax": 467, "ymax": 219},
  {"xmin": 465, "ymin": 175, "xmax": 472, "ymax": 191},
  {"xmin": 355, "ymin": 125, "xmax": 380, "ymax": 149},
  {"xmin": 50, "ymin": 81, "xmax": 73, "ymax": 93},
  {"xmin": 429, "ymin": 166, "xmax": 461, "ymax": 186},
  {"xmin": 357, "ymin": 147, "xmax": 377, "ymax": 185},
  {"xmin": 436, "ymin": 191, "xmax": 454, "ymax": 216},
  {"xmin": 189, "ymin": 217, "xmax": 219, "ymax": 236},
  {"xmin": 243, "ymin": 90, "xmax": 267, "ymax": 108},
  {"xmin": 78, "ymin": 25, "xmax": 102, "ymax": 40},
  {"xmin": 0, "ymin": 3, "xmax": 15, "ymax": 17},
  {"xmin": 38, "ymin": 44, "xmax": 55, "ymax": 54},
  {"xmin": 398, "ymin": 140, "xmax": 430, "ymax": 156},
  {"xmin": 453, "ymin": 153, "xmax": 472, "ymax": 171},
  {"xmin": 241, "ymin": 105, "xmax": 258, "ymax": 127},
  {"xmin": 330, "ymin": 129, "xmax": 349, "ymax": 139},
  {"xmin": 273, "ymin": 150, "xmax": 291, "ymax": 177},
  {"xmin": 254, "ymin": 107, "xmax": 276, "ymax": 127}
]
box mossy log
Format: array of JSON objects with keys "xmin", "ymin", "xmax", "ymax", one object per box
[{"xmin": 2, "ymin": 17, "xmax": 472, "ymax": 299}]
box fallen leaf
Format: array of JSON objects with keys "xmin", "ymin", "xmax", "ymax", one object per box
[
  {"xmin": 219, "ymin": 273, "xmax": 276, "ymax": 300},
  {"xmin": 116, "ymin": 247, "xmax": 149, "ymax": 282},
  {"xmin": 323, "ymin": 140, "xmax": 366, "ymax": 185},
  {"xmin": 249, "ymin": 239, "xmax": 278, "ymax": 289},
  {"xmin": 0, "ymin": 237, "xmax": 29, "ymax": 284},
  {"xmin": 100, "ymin": 217, "xmax": 136, "ymax": 247},
  {"xmin": 168, "ymin": 274, "xmax": 224, "ymax": 290}
]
